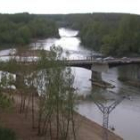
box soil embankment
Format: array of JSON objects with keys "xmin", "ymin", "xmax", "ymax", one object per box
[{"xmin": 0, "ymin": 92, "xmax": 123, "ymax": 140}]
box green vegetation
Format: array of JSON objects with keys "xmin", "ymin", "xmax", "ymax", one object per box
[
  {"xmin": 0, "ymin": 93, "xmax": 13, "ymax": 109},
  {"xmin": 0, "ymin": 13, "xmax": 58, "ymax": 48},
  {"xmin": 118, "ymin": 65, "xmax": 140, "ymax": 81},
  {"xmin": 0, "ymin": 127, "xmax": 16, "ymax": 140},
  {"xmin": 1, "ymin": 12, "xmax": 140, "ymax": 56},
  {"xmin": 0, "ymin": 73, "xmax": 16, "ymax": 140},
  {"xmin": 35, "ymin": 47, "xmax": 77, "ymax": 139},
  {"xmin": 0, "ymin": 47, "xmax": 77, "ymax": 140},
  {"xmin": 77, "ymin": 14, "xmax": 140, "ymax": 56},
  {"xmin": 53, "ymin": 13, "xmax": 140, "ymax": 56},
  {"xmin": 102, "ymin": 15, "xmax": 140, "ymax": 56},
  {"xmin": 0, "ymin": 71, "xmax": 14, "ymax": 110}
]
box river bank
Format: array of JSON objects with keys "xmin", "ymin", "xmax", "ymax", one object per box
[
  {"xmin": 1, "ymin": 27, "xmax": 140, "ymax": 140},
  {"xmin": 118, "ymin": 77, "xmax": 140, "ymax": 88},
  {"xmin": 0, "ymin": 91, "xmax": 122, "ymax": 140}
]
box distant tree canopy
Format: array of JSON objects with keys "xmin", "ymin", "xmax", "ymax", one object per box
[
  {"xmin": 1, "ymin": 13, "xmax": 140, "ymax": 56},
  {"xmin": 55, "ymin": 13, "xmax": 140, "ymax": 56},
  {"xmin": 101, "ymin": 15, "xmax": 140, "ymax": 56},
  {"xmin": 0, "ymin": 13, "xmax": 58, "ymax": 48}
]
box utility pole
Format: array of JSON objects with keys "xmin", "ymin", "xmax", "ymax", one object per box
[{"xmin": 94, "ymin": 96, "xmax": 126, "ymax": 140}]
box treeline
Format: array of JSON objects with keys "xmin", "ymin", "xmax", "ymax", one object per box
[
  {"xmin": 101, "ymin": 15, "xmax": 140, "ymax": 56},
  {"xmin": 0, "ymin": 13, "xmax": 58, "ymax": 48},
  {"xmin": 2, "ymin": 12, "xmax": 140, "ymax": 56},
  {"xmin": 76, "ymin": 14, "xmax": 140, "ymax": 56},
  {"xmin": 56, "ymin": 13, "xmax": 140, "ymax": 56}
]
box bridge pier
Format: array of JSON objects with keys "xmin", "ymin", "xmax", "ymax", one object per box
[
  {"xmin": 91, "ymin": 70, "xmax": 114, "ymax": 88},
  {"xmin": 90, "ymin": 63, "xmax": 114, "ymax": 88},
  {"xmin": 91, "ymin": 71, "xmax": 102, "ymax": 82}
]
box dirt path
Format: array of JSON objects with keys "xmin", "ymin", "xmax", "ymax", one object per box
[{"xmin": 0, "ymin": 93, "xmax": 123, "ymax": 140}]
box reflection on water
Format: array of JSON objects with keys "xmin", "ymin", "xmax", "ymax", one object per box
[
  {"xmin": 77, "ymin": 67, "xmax": 140, "ymax": 140},
  {"xmin": 55, "ymin": 37, "xmax": 81, "ymax": 51},
  {"xmin": 72, "ymin": 67, "xmax": 91, "ymax": 95},
  {"xmin": 59, "ymin": 28, "xmax": 140, "ymax": 140},
  {"xmin": 31, "ymin": 28, "xmax": 99, "ymax": 59},
  {"xmin": 31, "ymin": 28, "xmax": 140, "ymax": 140},
  {"xmin": 78, "ymin": 97, "xmax": 140, "ymax": 140},
  {"xmin": 0, "ymin": 28, "xmax": 140, "ymax": 140},
  {"xmin": 118, "ymin": 65, "xmax": 140, "ymax": 81},
  {"xmin": 0, "ymin": 49, "xmax": 16, "ymax": 56},
  {"xmin": 59, "ymin": 28, "xmax": 79, "ymax": 37}
]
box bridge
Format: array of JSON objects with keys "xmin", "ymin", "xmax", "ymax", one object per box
[
  {"xmin": 63, "ymin": 57, "xmax": 140, "ymax": 69},
  {"xmin": 62, "ymin": 57, "xmax": 140, "ymax": 86},
  {"xmin": 0, "ymin": 56, "xmax": 140, "ymax": 88}
]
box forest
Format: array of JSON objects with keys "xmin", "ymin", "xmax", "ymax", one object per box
[
  {"xmin": 0, "ymin": 13, "xmax": 58, "ymax": 49},
  {"xmin": 58, "ymin": 13, "xmax": 140, "ymax": 56},
  {"xmin": 0, "ymin": 12, "xmax": 140, "ymax": 56},
  {"xmin": 44, "ymin": 13, "xmax": 140, "ymax": 56},
  {"xmin": 0, "ymin": 12, "xmax": 140, "ymax": 140}
]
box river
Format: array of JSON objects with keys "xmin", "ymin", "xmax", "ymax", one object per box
[{"xmin": 0, "ymin": 28, "xmax": 140, "ymax": 140}]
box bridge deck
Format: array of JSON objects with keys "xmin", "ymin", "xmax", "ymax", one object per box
[
  {"xmin": 0, "ymin": 57, "xmax": 140, "ymax": 72},
  {"xmin": 63, "ymin": 57, "xmax": 140, "ymax": 68}
]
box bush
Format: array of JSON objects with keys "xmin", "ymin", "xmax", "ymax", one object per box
[{"xmin": 0, "ymin": 127, "xmax": 16, "ymax": 140}]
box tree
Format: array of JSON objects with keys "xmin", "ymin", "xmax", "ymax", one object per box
[{"xmin": 32, "ymin": 46, "xmax": 77, "ymax": 140}]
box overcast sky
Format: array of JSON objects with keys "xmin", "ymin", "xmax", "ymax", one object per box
[{"xmin": 0, "ymin": 0, "xmax": 140, "ymax": 15}]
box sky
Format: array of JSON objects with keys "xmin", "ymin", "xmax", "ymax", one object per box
[{"xmin": 0, "ymin": 0, "xmax": 140, "ymax": 15}]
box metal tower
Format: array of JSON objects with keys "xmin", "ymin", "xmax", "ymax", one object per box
[{"xmin": 94, "ymin": 96, "xmax": 126, "ymax": 140}]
